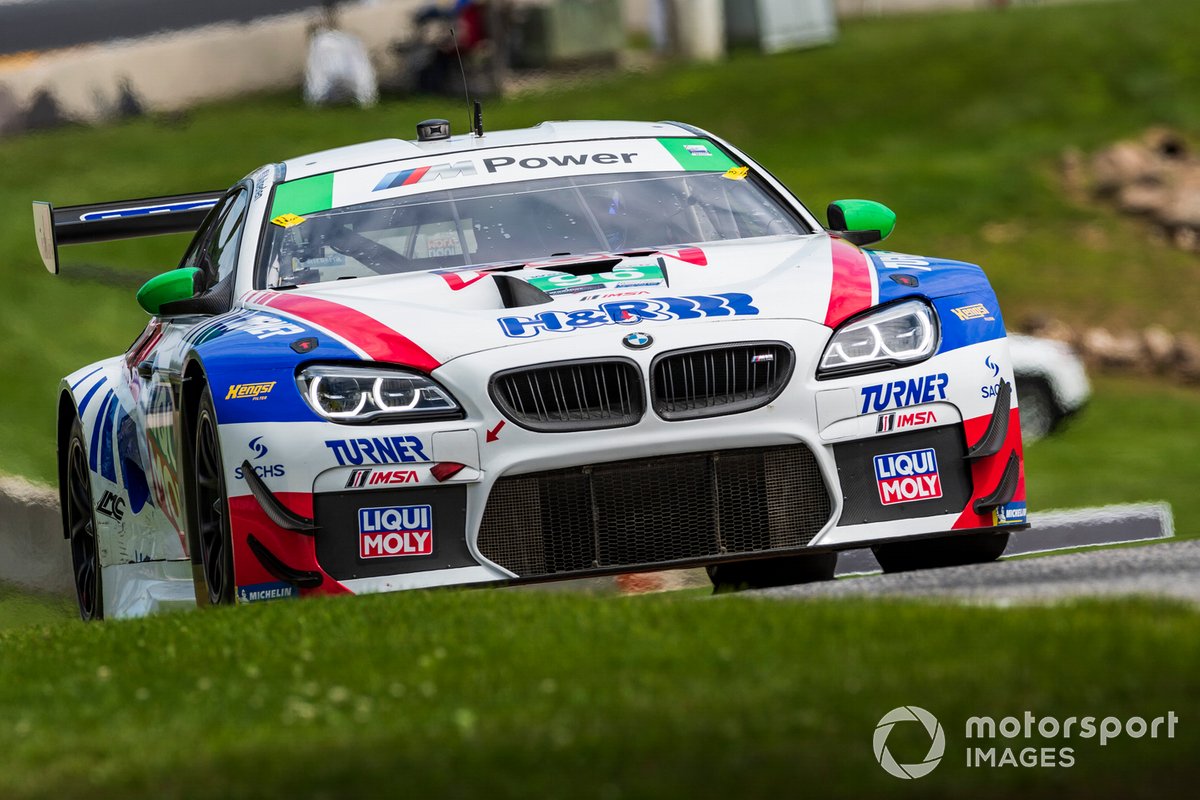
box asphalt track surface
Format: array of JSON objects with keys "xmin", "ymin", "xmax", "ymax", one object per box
[
  {"xmin": 0, "ymin": 0, "xmax": 323, "ymax": 56},
  {"xmin": 752, "ymin": 540, "xmax": 1200, "ymax": 604}
]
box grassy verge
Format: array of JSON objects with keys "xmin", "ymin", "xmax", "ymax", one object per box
[
  {"xmin": 0, "ymin": 582, "xmax": 72, "ymax": 631},
  {"xmin": 1024, "ymin": 374, "xmax": 1200, "ymax": 534},
  {"xmin": 0, "ymin": 590, "xmax": 1195, "ymax": 799}
]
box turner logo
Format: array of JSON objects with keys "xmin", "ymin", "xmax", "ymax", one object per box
[
  {"xmin": 326, "ymin": 436, "xmax": 430, "ymax": 466},
  {"xmin": 498, "ymin": 293, "xmax": 759, "ymax": 338},
  {"xmin": 873, "ymin": 448, "xmax": 942, "ymax": 506},
  {"xmin": 374, "ymin": 161, "xmax": 477, "ymax": 191},
  {"xmin": 359, "ymin": 505, "xmax": 433, "ymax": 559},
  {"xmin": 860, "ymin": 373, "xmax": 949, "ymax": 414}
]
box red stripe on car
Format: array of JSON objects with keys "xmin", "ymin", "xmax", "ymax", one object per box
[
  {"xmin": 260, "ymin": 293, "xmax": 441, "ymax": 372},
  {"xmin": 824, "ymin": 238, "xmax": 875, "ymax": 328}
]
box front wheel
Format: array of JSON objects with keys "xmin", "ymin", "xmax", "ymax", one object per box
[
  {"xmin": 193, "ymin": 387, "xmax": 234, "ymax": 605},
  {"xmin": 65, "ymin": 416, "xmax": 103, "ymax": 621},
  {"xmin": 872, "ymin": 531, "xmax": 1009, "ymax": 574},
  {"xmin": 707, "ymin": 552, "xmax": 838, "ymax": 593}
]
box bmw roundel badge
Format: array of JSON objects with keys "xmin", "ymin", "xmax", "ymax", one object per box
[{"xmin": 622, "ymin": 332, "xmax": 653, "ymax": 349}]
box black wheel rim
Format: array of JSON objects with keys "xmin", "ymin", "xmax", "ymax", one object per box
[
  {"xmin": 195, "ymin": 409, "xmax": 230, "ymax": 604},
  {"xmin": 67, "ymin": 438, "xmax": 100, "ymax": 621}
]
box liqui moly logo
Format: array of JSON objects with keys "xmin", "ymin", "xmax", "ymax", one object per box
[
  {"xmin": 358, "ymin": 505, "xmax": 433, "ymax": 559},
  {"xmin": 873, "ymin": 448, "xmax": 942, "ymax": 506}
]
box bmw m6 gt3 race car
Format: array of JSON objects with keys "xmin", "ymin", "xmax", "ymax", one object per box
[{"xmin": 35, "ymin": 119, "xmax": 1027, "ymax": 620}]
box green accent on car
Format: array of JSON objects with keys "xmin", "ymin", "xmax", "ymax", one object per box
[
  {"xmin": 828, "ymin": 199, "xmax": 897, "ymax": 243},
  {"xmin": 270, "ymin": 173, "xmax": 335, "ymax": 218},
  {"xmin": 525, "ymin": 264, "xmax": 665, "ymax": 293},
  {"xmin": 658, "ymin": 138, "xmax": 737, "ymax": 172},
  {"xmin": 136, "ymin": 268, "xmax": 201, "ymax": 315}
]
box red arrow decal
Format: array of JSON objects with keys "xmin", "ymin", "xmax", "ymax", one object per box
[{"xmin": 486, "ymin": 420, "xmax": 506, "ymax": 443}]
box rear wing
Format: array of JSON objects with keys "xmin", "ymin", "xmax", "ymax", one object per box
[{"xmin": 32, "ymin": 191, "xmax": 223, "ymax": 274}]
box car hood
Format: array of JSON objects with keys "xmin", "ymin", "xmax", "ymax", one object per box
[{"xmin": 248, "ymin": 234, "xmax": 859, "ymax": 366}]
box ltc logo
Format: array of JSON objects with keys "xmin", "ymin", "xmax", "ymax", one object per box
[
  {"xmin": 873, "ymin": 448, "xmax": 942, "ymax": 506},
  {"xmin": 96, "ymin": 490, "xmax": 126, "ymax": 522},
  {"xmin": 359, "ymin": 505, "xmax": 433, "ymax": 559},
  {"xmin": 874, "ymin": 706, "xmax": 945, "ymax": 780}
]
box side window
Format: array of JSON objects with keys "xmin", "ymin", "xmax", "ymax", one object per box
[
  {"xmin": 177, "ymin": 189, "xmax": 249, "ymax": 285},
  {"xmin": 206, "ymin": 190, "xmax": 250, "ymax": 286},
  {"xmin": 177, "ymin": 202, "xmax": 224, "ymax": 270}
]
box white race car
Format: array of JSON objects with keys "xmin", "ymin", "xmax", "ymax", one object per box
[
  {"xmin": 1009, "ymin": 334, "xmax": 1091, "ymax": 441},
  {"xmin": 36, "ymin": 119, "xmax": 1028, "ymax": 619}
]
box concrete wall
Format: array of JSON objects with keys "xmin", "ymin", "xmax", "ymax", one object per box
[
  {"xmin": 0, "ymin": 0, "xmax": 424, "ymax": 122},
  {"xmin": 0, "ymin": 476, "xmax": 71, "ymax": 597}
]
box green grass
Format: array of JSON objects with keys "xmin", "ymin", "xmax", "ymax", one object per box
[
  {"xmin": 1025, "ymin": 375, "xmax": 1200, "ymax": 530},
  {"xmin": 0, "ymin": 590, "xmax": 1196, "ymax": 799},
  {"xmin": 0, "ymin": 582, "xmax": 73, "ymax": 631},
  {"xmin": 2, "ymin": 3, "xmax": 1200, "ymax": 493}
]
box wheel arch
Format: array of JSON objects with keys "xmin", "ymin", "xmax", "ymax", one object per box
[
  {"xmin": 56, "ymin": 388, "xmax": 80, "ymax": 540},
  {"xmin": 180, "ymin": 356, "xmax": 210, "ymax": 571}
]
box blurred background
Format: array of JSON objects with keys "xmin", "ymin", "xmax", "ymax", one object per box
[{"xmin": 1, "ymin": 0, "xmax": 1198, "ymax": 534}]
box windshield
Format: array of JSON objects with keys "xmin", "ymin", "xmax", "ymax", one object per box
[{"xmin": 259, "ymin": 143, "xmax": 808, "ymax": 288}]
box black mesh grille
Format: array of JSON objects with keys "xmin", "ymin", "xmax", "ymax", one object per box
[
  {"xmin": 651, "ymin": 342, "xmax": 794, "ymax": 420},
  {"xmin": 490, "ymin": 359, "xmax": 644, "ymax": 432},
  {"xmin": 477, "ymin": 444, "xmax": 831, "ymax": 578}
]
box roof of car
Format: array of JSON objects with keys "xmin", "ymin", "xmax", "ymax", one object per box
[{"xmin": 280, "ymin": 120, "xmax": 701, "ymax": 180}]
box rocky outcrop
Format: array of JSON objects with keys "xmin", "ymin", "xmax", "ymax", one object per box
[
  {"xmin": 1079, "ymin": 128, "xmax": 1200, "ymax": 251},
  {"xmin": 1023, "ymin": 316, "xmax": 1200, "ymax": 382}
]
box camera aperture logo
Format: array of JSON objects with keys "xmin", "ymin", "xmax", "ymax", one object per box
[
  {"xmin": 874, "ymin": 706, "xmax": 1180, "ymax": 778},
  {"xmin": 873, "ymin": 706, "xmax": 945, "ymax": 779}
]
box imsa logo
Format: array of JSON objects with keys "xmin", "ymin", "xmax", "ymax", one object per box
[
  {"xmin": 358, "ymin": 505, "xmax": 433, "ymax": 559},
  {"xmin": 873, "ymin": 448, "xmax": 943, "ymax": 506}
]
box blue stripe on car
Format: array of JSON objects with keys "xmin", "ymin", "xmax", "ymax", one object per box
[
  {"xmin": 99, "ymin": 395, "xmax": 120, "ymax": 482},
  {"xmin": 89, "ymin": 391, "xmax": 113, "ymax": 473},
  {"xmin": 76, "ymin": 375, "xmax": 108, "ymax": 416}
]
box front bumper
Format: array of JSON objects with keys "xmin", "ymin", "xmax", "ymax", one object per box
[{"xmin": 220, "ymin": 317, "xmax": 1026, "ymax": 599}]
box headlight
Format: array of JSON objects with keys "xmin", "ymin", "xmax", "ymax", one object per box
[
  {"xmin": 818, "ymin": 300, "xmax": 938, "ymax": 377},
  {"xmin": 297, "ymin": 365, "xmax": 461, "ymax": 422}
]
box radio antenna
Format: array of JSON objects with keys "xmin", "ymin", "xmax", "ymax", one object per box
[{"xmin": 449, "ymin": 25, "xmax": 475, "ymax": 137}]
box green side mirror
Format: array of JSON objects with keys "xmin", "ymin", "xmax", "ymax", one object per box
[
  {"xmin": 827, "ymin": 199, "xmax": 896, "ymax": 246},
  {"xmin": 136, "ymin": 268, "xmax": 203, "ymax": 315}
]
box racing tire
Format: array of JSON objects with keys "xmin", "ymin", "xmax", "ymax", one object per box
[
  {"xmin": 871, "ymin": 531, "xmax": 1009, "ymax": 574},
  {"xmin": 193, "ymin": 387, "xmax": 235, "ymax": 605},
  {"xmin": 1014, "ymin": 376, "xmax": 1058, "ymax": 443},
  {"xmin": 65, "ymin": 416, "xmax": 103, "ymax": 621},
  {"xmin": 707, "ymin": 552, "xmax": 838, "ymax": 593}
]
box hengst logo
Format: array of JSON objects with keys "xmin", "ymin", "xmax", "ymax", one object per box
[
  {"xmin": 498, "ymin": 293, "xmax": 759, "ymax": 338},
  {"xmin": 359, "ymin": 505, "xmax": 433, "ymax": 559},
  {"xmin": 374, "ymin": 161, "xmax": 476, "ymax": 191},
  {"xmin": 860, "ymin": 373, "xmax": 949, "ymax": 414},
  {"xmin": 951, "ymin": 303, "xmax": 992, "ymax": 321},
  {"xmin": 874, "ymin": 448, "xmax": 942, "ymax": 506},
  {"xmin": 226, "ymin": 381, "xmax": 276, "ymax": 401}
]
